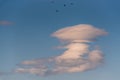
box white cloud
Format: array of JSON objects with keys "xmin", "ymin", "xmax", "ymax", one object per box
[{"xmin": 15, "ymin": 24, "xmax": 107, "ymax": 76}]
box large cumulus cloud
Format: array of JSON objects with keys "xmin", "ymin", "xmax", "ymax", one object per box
[{"xmin": 15, "ymin": 24, "xmax": 107, "ymax": 76}]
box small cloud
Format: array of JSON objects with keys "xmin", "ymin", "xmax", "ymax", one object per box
[
  {"xmin": 0, "ymin": 21, "xmax": 13, "ymax": 25},
  {"xmin": 15, "ymin": 24, "xmax": 108, "ymax": 76}
]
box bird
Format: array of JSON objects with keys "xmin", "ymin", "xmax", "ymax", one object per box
[
  {"xmin": 63, "ymin": 4, "xmax": 66, "ymax": 7},
  {"xmin": 70, "ymin": 2, "xmax": 74, "ymax": 5},
  {"xmin": 56, "ymin": 10, "xmax": 59, "ymax": 12},
  {"xmin": 50, "ymin": 0, "xmax": 54, "ymax": 4}
]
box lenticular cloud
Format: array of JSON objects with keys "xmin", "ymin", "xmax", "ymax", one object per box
[{"xmin": 16, "ymin": 24, "xmax": 107, "ymax": 76}]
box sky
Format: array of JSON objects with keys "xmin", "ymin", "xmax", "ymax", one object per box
[{"xmin": 0, "ymin": 0, "xmax": 120, "ymax": 80}]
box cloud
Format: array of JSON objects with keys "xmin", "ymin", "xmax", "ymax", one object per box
[
  {"xmin": 0, "ymin": 21, "xmax": 13, "ymax": 25},
  {"xmin": 52, "ymin": 24, "xmax": 107, "ymax": 42},
  {"xmin": 15, "ymin": 24, "xmax": 107, "ymax": 76}
]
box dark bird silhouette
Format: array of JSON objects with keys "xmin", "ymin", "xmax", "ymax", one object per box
[
  {"xmin": 70, "ymin": 3, "xmax": 74, "ymax": 5},
  {"xmin": 63, "ymin": 4, "xmax": 66, "ymax": 7},
  {"xmin": 50, "ymin": 0, "xmax": 54, "ymax": 4},
  {"xmin": 56, "ymin": 10, "xmax": 59, "ymax": 12}
]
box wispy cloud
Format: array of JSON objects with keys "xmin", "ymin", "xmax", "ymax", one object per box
[
  {"xmin": 15, "ymin": 24, "xmax": 107, "ymax": 76},
  {"xmin": 0, "ymin": 21, "xmax": 13, "ymax": 25}
]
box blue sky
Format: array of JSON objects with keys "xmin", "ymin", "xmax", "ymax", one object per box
[{"xmin": 0, "ymin": 0, "xmax": 120, "ymax": 80}]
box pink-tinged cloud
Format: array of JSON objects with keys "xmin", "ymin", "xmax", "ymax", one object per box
[
  {"xmin": 0, "ymin": 21, "xmax": 13, "ymax": 25},
  {"xmin": 52, "ymin": 24, "xmax": 107, "ymax": 42},
  {"xmin": 15, "ymin": 24, "xmax": 108, "ymax": 76}
]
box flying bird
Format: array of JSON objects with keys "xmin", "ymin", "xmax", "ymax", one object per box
[
  {"xmin": 70, "ymin": 3, "xmax": 74, "ymax": 5},
  {"xmin": 56, "ymin": 10, "xmax": 59, "ymax": 12},
  {"xmin": 50, "ymin": 1, "xmax": 75, "ymax": 13},
  {"xmin": 63, "ymin": 4, "xmax": 66, "ymax": 7},
  {"xmin": 50, "ymin": 0, "xmax": 54, "ymax": 4}
]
